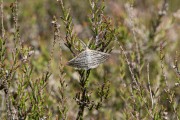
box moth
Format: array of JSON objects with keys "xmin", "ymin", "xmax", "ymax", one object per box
[
  {"xmin": 67, "ymin": 40, "xmax": 110, "ymax": 70},
  {"xmin": 67, "ymin": 48, "xmax": 110, "ymax": 70}
]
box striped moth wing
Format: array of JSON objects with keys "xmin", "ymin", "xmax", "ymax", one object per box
[{"xmin": 67, "ymin": 49, "xmax": 110, "ymax": 70}]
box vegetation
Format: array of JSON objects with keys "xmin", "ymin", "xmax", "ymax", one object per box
[{"xmin": 0, "ymin": 0, "xmax": 180, "ymax": 119}]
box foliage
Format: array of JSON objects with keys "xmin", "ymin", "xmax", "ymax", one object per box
[{"xmin": 0, "ymin": 0, "xmax": 180, "ymax": 119}]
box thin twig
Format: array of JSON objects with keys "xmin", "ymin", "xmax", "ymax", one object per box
[
  {"xmin": 125, "ymin": 3, "xmax": 141, "ymax": 73},
  {"xmin": 173, "ymin": 51, "xmax": 180, "ymax": 78},
  {"xmin": 147, "ymin": 63, "xmax": 154, "ymax": 110},
  {"xmin": 1, "ymin": 0, "xmax": 5, "ymax": 39},
  {"xmin": 76, "ymin": 70, "xmax": 91, "ymax": 120},
  {"xmin": 149, "ymin": 0, "xmax": 168, "ymax": 39},
  {"xmin": 160, "ymin": 43, "xmax": 168, "ymax": 87},
  {"xmin": 119, "ymin": 45, "xmax": 139, "ymax": 90},
  {"xmin": 14, "ymin": 0, "xmax": 18, "ymax": 30},
  {"xmin": 4, "ymin": 74, "xmax": 12, "ymax": 120}
]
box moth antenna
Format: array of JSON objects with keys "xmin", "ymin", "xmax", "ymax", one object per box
[
  {"xmin": 78, "ymin": 39, "xmax": 87, "ymax": 49},
  {"xmin": 87, "ymin": 37, "xmax": 93, "ymax": 48}
]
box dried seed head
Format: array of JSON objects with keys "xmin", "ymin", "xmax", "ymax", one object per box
[{"xmin": 67, "ymin": 49, "xmax": 110, "ymax": 70}]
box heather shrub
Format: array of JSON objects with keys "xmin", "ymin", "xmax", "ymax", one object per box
[{"xmin": 0, "ymin": 0, "xmax": 180, "ymax": 119}]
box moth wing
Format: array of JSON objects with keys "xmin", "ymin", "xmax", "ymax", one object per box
[
  {"xmin": 87, "ymin": 50, "xmax": 110, "ymax": 69},
  {"xmin": 67, "ymin": 49, "xmax": 110, "ymax": 69},
  {"xmin": 67, "ymin": 50, "xmax": 89, "ymax": 69}
]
